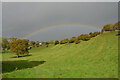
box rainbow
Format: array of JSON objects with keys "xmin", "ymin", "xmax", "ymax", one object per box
[{"xmin": 21, "ymin": 23, "xmax": 101, "ymax": 39}]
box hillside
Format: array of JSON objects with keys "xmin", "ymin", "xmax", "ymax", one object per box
[{"xmin": 2, "ymin": 31, "xmax": 119, "ymax": 78}]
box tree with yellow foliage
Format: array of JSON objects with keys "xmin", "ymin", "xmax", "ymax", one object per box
[{"xmin": 10, "ymin": 39, "xmax": 29, "ymax": 57}]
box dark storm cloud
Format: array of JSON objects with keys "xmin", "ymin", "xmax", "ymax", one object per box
[{"xmin": 2, "ymin": 2, "xmax": 118, "ymax": 41}]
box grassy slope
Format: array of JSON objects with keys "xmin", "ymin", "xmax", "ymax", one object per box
[{"xmin": 2, "ymin": 31, "xmax": 118, "ymax": 78}]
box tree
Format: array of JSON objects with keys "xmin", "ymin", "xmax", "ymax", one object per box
[
  {"xmin": 89, "ymin": 32, "xmax": 93, "ymax": 36},
  {"xmin": 102, "ymin": 24, "xmax": 113, "ymax": 32},
  {"xmin": 50, "ymin": 40, "xmax": 54, "ymax": 44},
  {"xmin": 28, "ymin": 46, "xmax": 32, "ymax": 50},
  {"xmin": 89, "ymin": 32, "xmax": 94, "ymax": 37},
  {"xmin": 75, "ymin": 39, "xmax": 80, "ymax": 44},
  {"xmin": 64, "ymin": 38, "xmax": 69, "ymax": 43},
  {"xmin": 9, "ymin": 38, "xmax": 17, "ymax": 41},
  {"xmin": 69, "ymin": 36, "xmax": 77, "ymax": 43},
  {"xmin": 77, "ymin": 34, "xmax": 91, "ymax": 41},
  {"xmin": 10, "ymin": 39, "xmax": 29, "ymax": 57},
  {"xmin": 24, "ymin": 39, "xmax": 29, "ymax": 43},
  {"xmin": 45, "ymin": 42, "xmax": 50, "ymax": 47},
  {"xmin": 2, "ymin": 38, "xmax": 10, "ymax": 51},
  {"xmin": 69, "ymin": 38, "xmax": 76, "ymax": 43},
  {"xmin": 89, "ymin": 32, "xmax": 100, "ymax": 37},
  {"xmin": 72, "ymin": 36, "xmax": 77, "ymax": 39},
  {"xmin": 36, "ymin": 41, "xmax": 40, "ymax": 47},
  {"xmin": 83, "ymin": 34, "xmax": 91, "ymax": 41},
  {"xmin": 118, "ymin": 30, "xmax": 120, "ymax": 35},
  {"xmin": 60, "ymin": 40, "xmax": 65, "ymax": 44},
  {"xmin": 112, "ymin": 21, "xmax": 120, "ymax": 30},
  {"xmin": 101, "ymin": 29, "xmax": 104, "ymax": 34},
  {"xmin": 30, "ymin": 41, "xmax": 36, "ymax": 47},
  {"xmin": 78, "ymin": 34, "xmax": 85, "ymax": 40},
  {"xmin": 42, "ymin": 42, "xmax": 46, "ymax": 45},
  {"xmin": 54, "ymin": 40, "xmax": 59, "ymax": 45}
]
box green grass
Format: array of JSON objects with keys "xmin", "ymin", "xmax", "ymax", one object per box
[{"xmin": 2, "ymin": 31, "xmax": 119, "ymax": 78}]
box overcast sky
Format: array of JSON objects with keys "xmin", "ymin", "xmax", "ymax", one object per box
[{"xmin": 2, "ymin": 2, "xmax": 118, "ymax": 41}]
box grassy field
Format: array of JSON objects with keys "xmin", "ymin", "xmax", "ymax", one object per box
[{"xmin": 2, "ymin": 31, "xmax": 119, "ymax": 78}]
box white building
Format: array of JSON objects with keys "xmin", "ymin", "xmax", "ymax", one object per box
[{"xmin": 39, "ymin": 42, "xmax": 42, "ymax": 45}]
